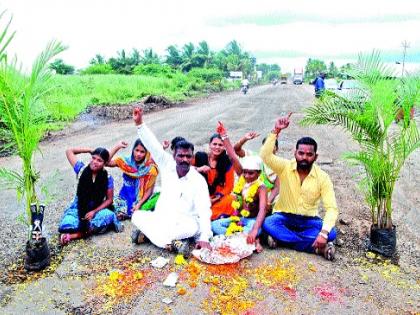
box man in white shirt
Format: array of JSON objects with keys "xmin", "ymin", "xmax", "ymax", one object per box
[{"xmin": 131, "ymin": 107, "xmax": 212, "ymax": 256}]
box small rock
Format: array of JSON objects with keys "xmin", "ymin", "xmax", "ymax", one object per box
[
  {"xmin": 339, "ymin": 218, "xmax": 350, "ymax": 225},
  {"xmin": 151, "ymin": 257, "xmax": 170, "ymax": 269},
  {"xmin": 162, "ymin": 297, "xmax": 173, "ymax": 305},
  {"xmin": 163, "ymin": 272, "xmax": 178, "ymax": 287}
]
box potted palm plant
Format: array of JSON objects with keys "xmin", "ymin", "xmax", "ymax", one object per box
[
  {"xmin": 301, "ymin": 51, "xmax": 420, "ymax": 257},
  {"xmin": 0, "ymin": 12, "xmax": 66, "ymax": 270}
]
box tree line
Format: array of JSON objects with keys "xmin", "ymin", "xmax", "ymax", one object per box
[
  {"xmin": 304, "ymin": 58, "xmax": 353, "ymax": 82},
  {"xmin": 50, "ymin": 40, "xmax": 281, "ymax": 82}
]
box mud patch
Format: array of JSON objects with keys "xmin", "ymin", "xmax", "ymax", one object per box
[
  {"xmin": 43, "ymin": 96, "xmax": 176, "ymax": 143},
  {"xmin": 83, "ymin": 96, "xmax": 173, "ymax": 121}
]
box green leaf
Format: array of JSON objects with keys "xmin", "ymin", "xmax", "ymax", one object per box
[{"xmin": 0, "ymin": 167, "xmax": 24, "ymax": 192}]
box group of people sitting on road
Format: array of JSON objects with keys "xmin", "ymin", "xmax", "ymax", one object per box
[{"xmin": 58, "ymin": 108, "xmax": 338, "ymax": 261}]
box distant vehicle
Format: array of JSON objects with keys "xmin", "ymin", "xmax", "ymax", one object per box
[
  {"xmin": 324, "ymin": 79, "xmax": 339, "ymax": 91},
  {"xmin": 338, "ymin": 79, "xmax": 360, "ymax": 90},
  {"xmin": 337, "ymin": 79, "xmax": 368, "ymax": 102},
  {"xmin": 241, "ymin": 85, "xmax": 248, "ymax": 94},
  {"xmin": 280, "ymin": 75, "xmax": 288, "ymax": 84},
  {"xmin": 293, "ymin": 74, "xmax": 303, "ymax": 85},
  {"xmin": 293, "ymin": 68, "xmax": 304, "ymax": 85}
]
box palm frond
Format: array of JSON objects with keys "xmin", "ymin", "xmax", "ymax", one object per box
[
  {"xmin": 349, "ymin": 50, "xmax": 395, "ymax": 87},
  {"xmin": 0, "ymin": 167, "xmax": 24, "ymax": 192},
  {"xmin": 301, "ymin": 94, "xmax": 383, "ymax": 146},
  {"xmin": 0, "ymin": 11, "xmax": 15, "ymax": 62}
]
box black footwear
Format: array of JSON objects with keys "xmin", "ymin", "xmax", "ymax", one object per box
[
  {"xmin": 131, "ymin": 229, "xmax": 147, "ymax": 244},
  {"xmin": 267, "ymin": 235, "xmax": 278, "ymax": 249},
  {"xmin": 170, "ymin": 239, "xmax": 191, "ymax": 258}
]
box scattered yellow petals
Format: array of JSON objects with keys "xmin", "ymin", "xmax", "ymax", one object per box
[
  {"xmin": 366, "ymin": 252, "xmax": 376, "ymax": 259},
  {"xmin": 175, "ymin": 254, "xmax": 187, "ymax": 266},
  {"xmin": 308, "ymin": 262, "xmax": 317, "ymax": 272}
]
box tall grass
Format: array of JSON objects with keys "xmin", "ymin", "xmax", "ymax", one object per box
[
  {"xmin": 43, "ymin": 73, "xmax": 239, "ymax": 122},
  {"xmin": 43, "ymin": 74, "xmax": 187, "ymax": 121}
]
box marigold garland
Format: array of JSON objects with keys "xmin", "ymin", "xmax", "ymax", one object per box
[{"xmin": 226, "ymin": 176, "xmax": 262, "ymax": 236}]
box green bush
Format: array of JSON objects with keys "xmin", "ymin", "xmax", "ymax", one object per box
[
  {"xmin": 49, "ymin": 58, "xmax": 74, "ymax": 75},
  {"xmin": 187, "ymin": 67, "xmax": 223, "ymax": 83},
  {"xmin": 133, "ymin": 63, "xmax": 177, "ymax": 78},
  {"xmin": 81, "ymin": 63, "xmax": 114, "ymax": 75},
  {"xmin": 266, "ymin": 70, "xmax": 280, "ymax": 81}
]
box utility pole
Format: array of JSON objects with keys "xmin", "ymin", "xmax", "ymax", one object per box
[{"xmin": 401, "ymin": 40, "xmax": 410, "ymax": 77}]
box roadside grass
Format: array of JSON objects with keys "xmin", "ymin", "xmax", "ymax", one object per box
[
  {"xmin": 0, "ymin": 73, "xmax": 239, "ymax": 151},
  {"xmin": 42, "ymin": 74, "xmax": 239, "ymax": 122}
]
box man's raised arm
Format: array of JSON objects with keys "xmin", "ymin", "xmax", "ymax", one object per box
[
  {"xmin": 260, "ymin": 113, "xmax": 292, "ymax": 173},
  {"xmin": 133, "ymin": 107, "xmax": 170, "ymax": 167}
]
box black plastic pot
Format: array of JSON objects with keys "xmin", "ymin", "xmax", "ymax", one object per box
[
  {"xmin": 24, "ymin": 237, "xmax": 50, "ymax": 271},
  {"xmin": 368, "ymin": 225, "xmax": 396, "ymax": 257}
]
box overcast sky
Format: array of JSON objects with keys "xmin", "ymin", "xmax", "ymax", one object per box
[{"xmin": 1, "ymin": 0, "xmax": 420, "ymax": 72}]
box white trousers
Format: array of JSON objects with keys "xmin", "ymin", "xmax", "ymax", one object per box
[{"xmin": 131, "ymin": 211, "xmax": 199, "ymax": 248}]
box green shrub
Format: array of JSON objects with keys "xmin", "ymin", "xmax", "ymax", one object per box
[
  {"xmin": 133, "ymin": 63, "xmax": 177, "ymax": 78},
  {"xmin": 81, "ymin": 63, "xmax": 114, "ymax": 75},
  {"xmin": 49, "ymin": 58, "xmax": 74, "ymax": 75},
  {"xmin": 266, "ymin": 70, "xmax": 280, "ymax": 81},
  {"xmin": 187, "ymin": 67, "xmax": 223, "ymax": 83}
]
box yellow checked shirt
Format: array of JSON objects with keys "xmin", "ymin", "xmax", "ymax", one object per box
[{"xmin": 260, "ymin": 133, "xmax": 338, "ymax": 232}]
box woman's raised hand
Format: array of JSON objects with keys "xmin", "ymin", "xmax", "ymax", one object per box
[
  {"xmin": 216, "ymin": 121, "xmax": 227, "ymax": 136},
  {"xmin": 133, "ymin": 107, "xmax": 143, "ymax": 126}
]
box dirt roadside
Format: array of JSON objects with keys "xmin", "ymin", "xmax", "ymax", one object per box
[{"xmin": 0, "ymin": 84, "xmax": 418, "ymax": 314}]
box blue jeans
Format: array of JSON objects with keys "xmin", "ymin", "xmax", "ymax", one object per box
[
  {"xmin": 58, "ymin": 197, "xmax": 121, "ymax": 234},
  {"xmin": 263, "ymin": 212, "xmax": 336, "ymax": 253},
  {"xmin": 212, "ymin": 217, "xmax": 260, "ymax": 235}
]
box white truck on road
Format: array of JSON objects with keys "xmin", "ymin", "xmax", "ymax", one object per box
[{"xmin": 293, "ymin": 68, "xmax": 304, "ymax": 85}]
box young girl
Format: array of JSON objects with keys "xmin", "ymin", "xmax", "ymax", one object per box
[
  {"xmin": 211, "ymin": 122, "xmax": 267, "ymax": 252},
  {"xmin": 234, "ymin": 132, "xmax": 280, "ymax": 211},
  {"xmin": 59, "ymin": 147, "xmax": 122, "ymax": 245},
  {"xmin": 108, "ymin": 139, "xmax": 159, "ymax": 219},
  {"xmin": 211, "ymin": 155, "xmax": 267, "ymax": 252}
]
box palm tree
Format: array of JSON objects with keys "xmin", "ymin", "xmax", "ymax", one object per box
[
  {"xmin": 141, "ymin": 48, "xmax": 160, "ymax": 65},
  {"xmin": 196, "ymin": 41, "xmax": 212, "ymax": 68},
  {"xmin": 301, "ymin": 52, "xmax": 420, "ymax": 242},
  {"xmin": 0, "ymin": 14, "xmax": 66, "ymax": 248},
  {"xmin": 165, "ymin": 45, "xmax": 182, "ymax": 69},
  {"xmin": 181, "ymin": 42, "xmax": 195, "ymax": 72}
]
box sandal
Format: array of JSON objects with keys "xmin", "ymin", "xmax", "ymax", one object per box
[
  {"xmin": 267, "ymin": 235, "xmax": 278, "ymax": 249},
  {"xmin": 60, "ymin": 233, "xmax": 71, "ymax": 246},
  {"xmin": 170, "ymin": 239, "xmax": 192, "ymax": 258},
  {"xmin": 323, "ymin": 242, "xmax": 335, "ymax": 261},
  {"xmin": 131, "ymin": 229, "xmax": 148, "ymax": 244}
]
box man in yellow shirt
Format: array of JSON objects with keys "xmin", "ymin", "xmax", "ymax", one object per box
[{"xmin": 259, "ymin": 113, "xmax": 338, "ymax": 260}]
